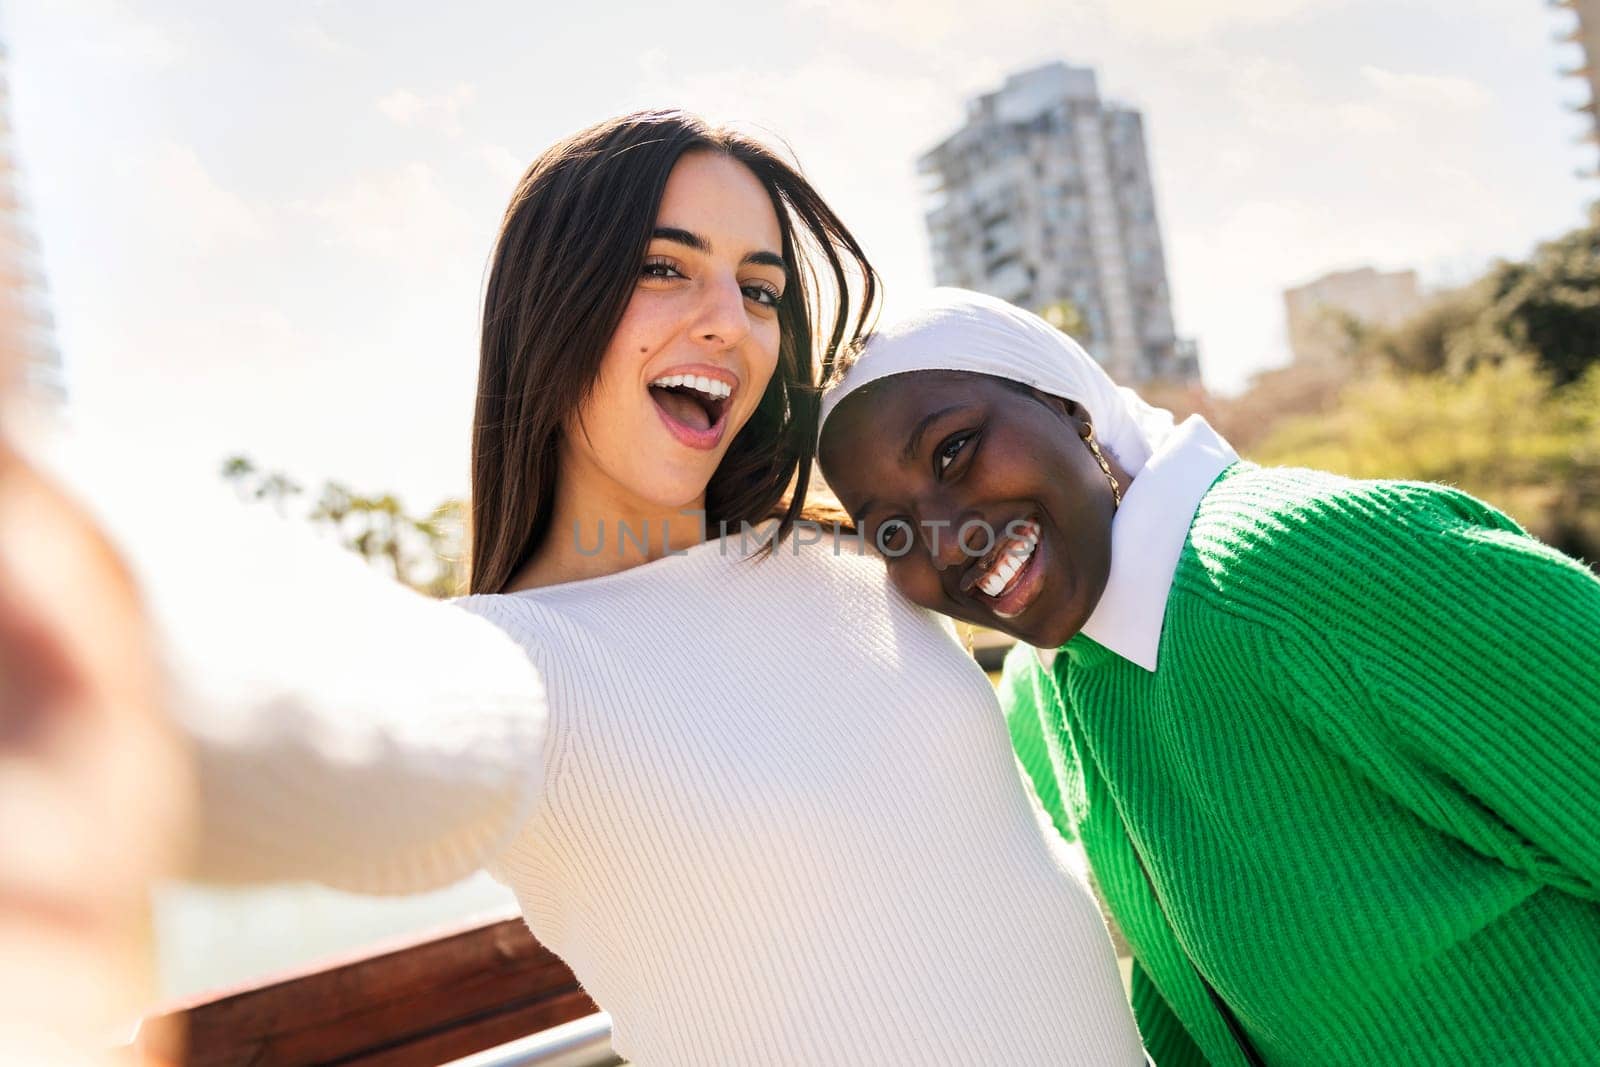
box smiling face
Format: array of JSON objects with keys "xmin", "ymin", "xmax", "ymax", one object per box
[
  {"xmin": 819, "ymin": 370, "xmax": 1119, "ymax": 648},
  {"xmin": 563, "ymin": 150, "xmax": 788, "ymax": 517}
]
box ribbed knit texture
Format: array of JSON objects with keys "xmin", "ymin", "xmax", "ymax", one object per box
[
  {"xmin": 1001, "ymin": 463, "xmax": 1600, "ymax": 1066},
  {"xmin": 458, "ymin": 528, "xmax": 1146, "ymax": 1067}
]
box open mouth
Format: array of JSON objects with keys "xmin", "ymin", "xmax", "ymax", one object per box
[
  {"xmin": 649, "ymin": 373, "xmax": 734, "ymax": 449},
  {"xmin": 963, "ymin": 518, "xmax": 1043, "ymax": 621}
]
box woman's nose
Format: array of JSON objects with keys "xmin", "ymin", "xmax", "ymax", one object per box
[
  {"xmin": 691, "ymin": 275, "xmax": 750, "ymax": 350},
  {"xmin": 925, "ymin": 510, "xmax": 987, "ymax": 572}
]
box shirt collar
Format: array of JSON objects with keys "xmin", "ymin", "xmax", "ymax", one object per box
[{"xmin": 1078, "ymin": 415, "xmax": 1238, "ymax": 672}]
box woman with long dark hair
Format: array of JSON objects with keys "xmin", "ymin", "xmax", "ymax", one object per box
[{"xmin": 439, "ymin": 110, "xmax": 1146, "ymax": 1065}]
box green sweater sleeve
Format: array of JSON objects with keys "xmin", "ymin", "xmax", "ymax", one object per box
[
  {"xmin": 998, "ymin": 642, "xmax": 1075, "ymax": 843},
  {"xmin": 1275, "ymin": 482, "xmax": 1600, "ymax": 899},
  {"xmin": 1131, "ymin": 960, "xmax": 1213, "ymax": 1067}
]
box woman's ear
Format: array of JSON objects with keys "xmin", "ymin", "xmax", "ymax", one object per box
[
  {"xmin": 1013, "ymin": 383, "xmax": 1084, "ymax": 430},
  {"xmin": 1050, "ymin": 394, "xmax": 1088, "ymax": 431}
]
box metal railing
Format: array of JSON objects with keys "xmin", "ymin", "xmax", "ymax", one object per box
[{"xmin": 440, "ymin": 1014, "xmax": 622, "ymax": 1067}]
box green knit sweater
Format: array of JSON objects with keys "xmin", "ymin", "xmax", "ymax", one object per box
[{"xmin": 999, "ymin": 462, "xmax": 1600, "ymax": 1067}]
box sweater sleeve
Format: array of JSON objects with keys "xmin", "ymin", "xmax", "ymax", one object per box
[
  {"xmin": 998, "ymin": 642, "xmax": 1075, "ymax": 842},
  {"xmin": 38, "ymin": 431, "xmax": 550, "ymax": 896},
  {"xmin": 1131, "ymin": 961, "xmax": 1212, "ymax": 1067},
  {"xmin": 1287, "ymin": 482, "xmax": 1600, "ymax": 898}
]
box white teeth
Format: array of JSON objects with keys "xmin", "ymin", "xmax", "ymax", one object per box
[
  {"xmin": 974, "ymin": 523, "xmax": 1039, "ymax": 600},
  {"xmin": 650, "ymin": 373, "xmax": 732, "ymax": 400}
]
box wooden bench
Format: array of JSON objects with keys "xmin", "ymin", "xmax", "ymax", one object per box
[{"xmin": 136, "ymin": 913, "xmax": 598, "ymax": 1066}]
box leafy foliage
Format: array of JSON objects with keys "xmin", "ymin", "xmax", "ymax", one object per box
[
  {"xmin": 1351, "ymin": 211, "xmax": 1600, "ymax": 384},
  {"xmin": 1144, "ymin": 214, "xmax": 1600, "ymax": 569},
  {"xmin": 220, "ymin": 457, "xmax": 468, "ymax": 598},
  {"xmin": 1250, "ymin": 360, "xmax": 1600, "ymax": 566}
]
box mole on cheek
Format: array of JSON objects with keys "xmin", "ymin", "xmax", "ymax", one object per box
[{"xmin": 639, "ymin": 346, "xmax": 648, "ymax": 353}]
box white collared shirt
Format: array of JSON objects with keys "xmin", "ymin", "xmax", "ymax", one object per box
[{"xmin": 1078, "ymin": 415, "xmax": 1239, "ymax": 672}]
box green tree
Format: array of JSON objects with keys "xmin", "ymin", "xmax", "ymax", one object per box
[
  {"xmin": 1471, "ymin": 219, "xmax": 1600, "ymax": 384},
  {"xmin": 221, "ymin": 454, "xmax": 302, "ymax": 515},
  {"xmin": 220, "ymin": 456, "xmax": 469, "ymax": 597},
  {"xmin": 1252, "ymin": 359, "xmax": 1600, "ymax": 565},
  {"xmin": 1355, "ymin": 210, "xmax": 1600, "ymax": 384}
]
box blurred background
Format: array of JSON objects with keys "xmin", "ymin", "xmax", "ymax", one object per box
[{"xmin": 5, "ymin": 0, "xmax": 1598, "ymax": 1009}]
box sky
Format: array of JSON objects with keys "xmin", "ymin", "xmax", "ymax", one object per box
[{"xmin": 8, "ymin": 0, "xmax": 1594, "ymax": 511}]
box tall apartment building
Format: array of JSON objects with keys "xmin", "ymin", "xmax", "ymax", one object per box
[
  {"xmin": 1553, "ymin": 0, "xmax": 1600, "ymax": 174},
  {"xmin": 919, "ymin": 62, "xmax": 1197, "ymax": 384},
  {"xmin": 0, "ymin": 44, "xmax": 65, "ymax": 411},
  {"xmin": 1283, "ymin": 267, "xmax": 1424, "ymax": 367}
]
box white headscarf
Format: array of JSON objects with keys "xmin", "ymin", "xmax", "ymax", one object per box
[{"xmin": 818, "ymin": 288, "xmax": 1175, "ymax": 478}]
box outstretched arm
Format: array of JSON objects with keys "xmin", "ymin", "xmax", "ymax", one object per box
[{"xmin": 40, "ymin": 432, "xmax": 550, "ymax": 896}]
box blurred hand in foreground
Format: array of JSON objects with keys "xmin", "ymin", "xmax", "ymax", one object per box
[{"xmin": 0, "ymin": 436, "xmax": 193, "ymax": 1064}]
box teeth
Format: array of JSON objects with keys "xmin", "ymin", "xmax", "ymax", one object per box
[
  {"xmin": 975, "ymin": 523, "xmax": 1039, "ymax": 600},
  {"xmin": 651, "ymin": 374, "xmax": 732, "ymax": 400}
]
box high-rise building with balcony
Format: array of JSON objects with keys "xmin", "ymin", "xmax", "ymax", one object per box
[
  {"xmin": 0, "ymin": 44, "xmax": 65, "ymax": 412},
  {"xmin": 918, "ymin": 62, "xmax": 1197, "ymax": 384},
  {"xmin": 1552, "ymin": 0, "xmax": 1600, "ymax": 176}
]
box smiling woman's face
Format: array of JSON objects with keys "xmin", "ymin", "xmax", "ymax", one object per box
[
  {"xmin": 564, "ymin": 149, "xmax": 788, "ymax": 517},
  {"xmin": 819, "ymin": 370, "xmax": 1119, "ymax": 648}
]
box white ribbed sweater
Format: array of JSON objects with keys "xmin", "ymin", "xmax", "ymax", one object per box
[
  {"xmin": 49, "ymin": 429, "xmax": 1144, "ymax": 1065},
  {"xmin": 454, "ymin": 528, "xmax": 1143, "ymax": 1066}
]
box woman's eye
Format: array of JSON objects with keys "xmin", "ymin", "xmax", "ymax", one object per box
[
  {"xmin": 937, "ymin": 432, "xmax": 974, "ymax": 475},
  {"xmin": 642, "ymin": 259, "xmax": 683, "ymax": 280},
  {"xmin": 876, "ymin": 518, "xmax": 912, "ymax": 557},
  {"xmin": 742, "ymin": 282, "xmax": 782, "ymax": 308}
]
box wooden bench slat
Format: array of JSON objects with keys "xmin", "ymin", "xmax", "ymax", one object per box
[{"xmin": 138, "ymin": 916, "xmax": 600, "ymax": 1067}]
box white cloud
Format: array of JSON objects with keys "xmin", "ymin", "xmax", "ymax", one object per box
[
  {"xmin": 792, "ymin": 0, "xmax": 1013, "ymax": 46},
  {"xmin": 1223, "ymin": 56, "xmax": 1321, "ymax": 134},
  {"xmin": 1099, "ymin": 0, "xmax": 1334, "ymax": 39},
  {"xmin": 478, "ymin": 143, "xmax": 527, "ymax": 188},
  {"xmin": 290, "ymin": 21, "xmax": 359, "ymax": 57},
  {"xmin": 294, "ymin": 162, "xmax": 472, "ymax": 258},
  {"xmin": 796, "ymin": 0, "xmax": 1330, "ymax": 47},
  {"xmin": 377, "ymin": 84, "xmax": 478, "ymax": 136},
  {"xmin": 114, "ymin": 143, "xmax": 268, "ymax": 255},
  {"xmin": 1332, "ymin": 102, "xmax": 1402, "ymax": 136},
  {"xmin": 1208, "ymin": 55, "xmax": 1490, "ymax": 148},
  {"xmin": 1360, "ymin": 66, "xmax": 1493, "ymax": 112},
  {"xmin": 59, "ymin": 0, "xmax": 185, "ymax": 70}
]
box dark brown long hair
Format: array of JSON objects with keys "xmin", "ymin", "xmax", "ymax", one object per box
[{"xmin": 469, "ymin": 109, "xmax": 878, "ymax": 594}]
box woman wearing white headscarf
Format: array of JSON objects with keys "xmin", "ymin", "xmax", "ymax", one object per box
[{"xmin": 817, "ymin": 287, "xmax": 1600, "ymax": 1067}]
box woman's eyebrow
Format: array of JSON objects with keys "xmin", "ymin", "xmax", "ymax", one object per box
[
  {"xmin": 653, "ymin": 226, "xmax": 709, "ymax": 253},
  {"xmin": 904, "ymin": 405, "xmax": 965, "ymax": 462},
  {"xmin": 743, "ymin": 250, "xmax": 788, "ymax": 273},
  {"xmin": 652, "ymin": 227, "xmax": 787, "ymax": 276}
]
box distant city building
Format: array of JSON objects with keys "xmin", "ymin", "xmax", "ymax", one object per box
[
  {"xmin": 1553, "ymin": 0, "xmax": 1600, "ymax": 175},
  {"xmin": 0, "ymin": 44, "xmax": 65, "ymax": 411},
  {"xmin": 1283, "ymin": 267, "xmax": 1425, "ymax": 366},
  {"xmin": 918, "ymin": 61, "xmax": 1197, "ymax": 384}
]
